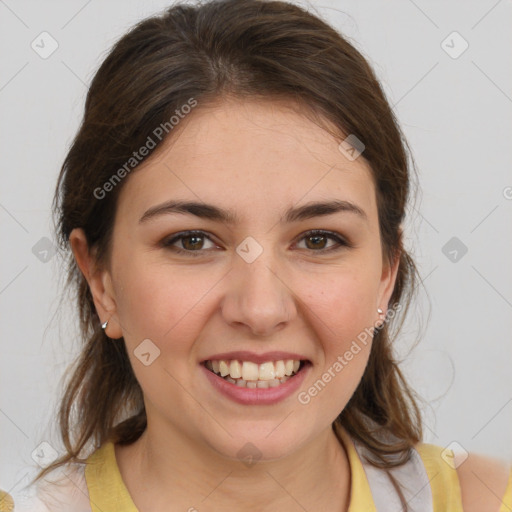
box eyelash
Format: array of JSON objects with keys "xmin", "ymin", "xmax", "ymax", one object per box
[{"xmin": 161, "ymin": 229, "xmax": 350, "ymax": 257}]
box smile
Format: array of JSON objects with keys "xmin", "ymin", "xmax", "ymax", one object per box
[{"xmin": 203, "ymin": 359, "xmax": 307, "ymax": 389}]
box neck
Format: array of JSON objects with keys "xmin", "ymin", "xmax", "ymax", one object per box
[{"xmin": 116, "ymin": 420, "xmax": 351, "ymax": 512}]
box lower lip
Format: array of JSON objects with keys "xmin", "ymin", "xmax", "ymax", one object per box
[{"xmin": 200, "ymin": 362, "xmax": 311, "ymax": 405}]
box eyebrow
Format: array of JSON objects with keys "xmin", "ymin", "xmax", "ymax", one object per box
[{"xmin": 139, "ymin": 199, "xmax": 367, "ymax": 225}]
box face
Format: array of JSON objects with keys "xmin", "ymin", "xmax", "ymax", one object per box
[{"xmin": 72, "ymin": 97, "xmax": 399, "ymax": 462}]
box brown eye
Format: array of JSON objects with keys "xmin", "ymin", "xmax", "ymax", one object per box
[
  {"xmin": 162, "ymin": 229, "xmax": 349, "ymax": 258},
  {"xmin": 296, "ymin": 230, "xmax": 348, "ymax": 252},
  {"xmin": 162, "ymin": 231, "xmax": 217, "ymax": 257},
  {"xmin": 304, "ymin": 234, "xmax": 329, "ymax": 250},
  {"xmin": 180, "ymin": 234, "xmax": 205, "ymax": 250}
]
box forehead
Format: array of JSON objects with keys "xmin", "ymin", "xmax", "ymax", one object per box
[{"xmin": 117, "ymin": 98, "xmax": 378, "ymax": 227}]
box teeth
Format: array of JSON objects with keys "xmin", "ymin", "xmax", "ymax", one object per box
[
  {"xmin": 229, "ymin": 360, "xmax": 242, "ymax": 378},
  {"xmin": 242, "ymin": 361, "xmax": 259, "ymax": 381},
  {"xmin": 219, "ymin": 360, "xmax": 230, "ymax": 377},
  {"xmin": 228, "ymin": 376, "xmax": 290, "ymax": 388},
  {"xmin": 284, "ymin": 359, "xmax": 294, "ymax": 376},
  {"xmin": 274, "ymin": 360, "xmax": 286, "ymax": 378},
  {"xmin": 258, "ymin": 362, "xmax": 275, "ymax": 380},
  {"xmin": 206, "ymin": 358, "xmax": 303, "ymax": 382}
]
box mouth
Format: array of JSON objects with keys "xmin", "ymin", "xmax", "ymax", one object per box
[{"xmin": 201, "ymin": 358, "xmax": 310, "ymax": 389}]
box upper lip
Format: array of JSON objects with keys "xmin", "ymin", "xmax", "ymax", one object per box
[{"xmin": 201, "ymin": 351, "xmax": 310, "ymax": 365}]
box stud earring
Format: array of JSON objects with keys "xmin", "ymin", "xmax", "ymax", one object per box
[
  {"xmin": 101, "ymin": 320, "xmax": 108, "ymax": 329},
  {"xmin": 376, "ymin": 308, "xmax": 385, "ymax": 329}
]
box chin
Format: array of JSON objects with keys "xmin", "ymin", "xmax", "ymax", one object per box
[{"xmin": 205, "ymin": 428, "xmax": 311, "ymax": 464}]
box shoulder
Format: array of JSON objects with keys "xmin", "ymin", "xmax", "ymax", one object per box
[
  {"xmin": 413, "ymin": 442, "xmax": 512, "ymax": 511},
  {"xmin": 455, "ymin": 451, "xmax": 512, "ymax": 512}
]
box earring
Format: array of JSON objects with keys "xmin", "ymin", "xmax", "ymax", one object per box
[
  {"xmin": 101, "ymin": 320, "xmax": 108, "ymax": 329},
  {"xmin": 376, "ymin": 308, "xmax": 385, "ymax": 329}
]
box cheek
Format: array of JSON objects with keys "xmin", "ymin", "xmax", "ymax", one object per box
[
  {"xmin": 299, "ymin": 278, "xmax": 375, "ymax": 414},
  {"xmin": 306, "ymin": 271, "xmax": 378, "ymax": 346},
  {"xmin": 113, "ymin": 257, "xmax": 219, "ymax": 348},
  {"xmin": 112, "ymin": 264, "xmax": 211, "ymax": 396}
]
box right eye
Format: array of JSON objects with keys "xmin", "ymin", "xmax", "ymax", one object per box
[{"xmin": 161, "ymin": 230, "xmax": 219, "ymax": 257}]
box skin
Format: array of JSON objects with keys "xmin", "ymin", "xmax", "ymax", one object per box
[
  {"xmin": 457, "ymin": 453, "xmax": 510, "ymax": 512},
  {"xmin": 70, "ymin": 97, "xmax": 401, "ymax": 511}
]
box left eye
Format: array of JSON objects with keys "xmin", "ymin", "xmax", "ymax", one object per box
[
  {"xmin": 295, "ymin": 230, "xmax": 347, "ymax": 251},
  {"xmin": 162, "ymin": 229, "xmax": 348, "ymax": 256}
]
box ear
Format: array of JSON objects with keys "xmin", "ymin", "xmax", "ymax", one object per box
[
  {"xmin": 376, "ymin": 233, "xmax": 402, "ymax": 324},
  {"xmin": 69, "ymin": 228, "xmax": 123, "ymax": 339}
]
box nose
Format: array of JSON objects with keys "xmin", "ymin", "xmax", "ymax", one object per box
[{"xmin": 220, "ymin": 247, "xmax": 297, "ymax": 337}]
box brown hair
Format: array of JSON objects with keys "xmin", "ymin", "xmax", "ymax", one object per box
[{"xmin": 33, "ymin": 0, "xmax": 426, "ymax": 506}]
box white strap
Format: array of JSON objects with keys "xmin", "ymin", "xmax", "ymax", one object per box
[
  {"xmin": 353, "ymin": 441, "xmax": 434, "ymax": 512},
  {"xmin": 12, "ymin": 464, "xmax": 92, "ymax": 512}
]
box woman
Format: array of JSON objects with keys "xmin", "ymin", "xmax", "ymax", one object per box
[{"xmin": 13, "ymin": 0, "xmax": 511, "ymax": 510}]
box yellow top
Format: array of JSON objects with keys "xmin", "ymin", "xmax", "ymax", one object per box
[{"xmin": 84, "ymin": 428, "xmax": 512, "ymax": 512}]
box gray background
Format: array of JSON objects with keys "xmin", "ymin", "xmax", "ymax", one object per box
[{"xmin": 1, "ymin": 0, "xmax": 511, "ymax": 495}]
